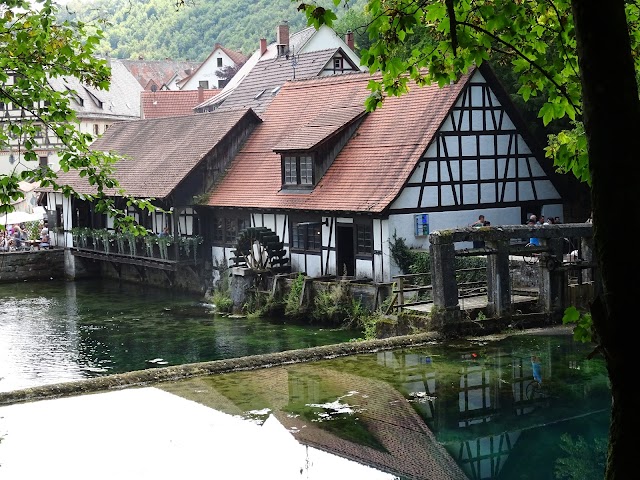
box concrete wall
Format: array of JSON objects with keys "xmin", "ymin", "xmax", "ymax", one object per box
[
  {"xmin": 0, "ymin": 249, "xmax": 65, "ymax": 283},
  {"xmin": 95, "ymin": 261, "xmax": 210, "ymax": 295}
]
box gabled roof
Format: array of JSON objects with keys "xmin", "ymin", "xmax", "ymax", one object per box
[
  {"xmin": 197, "ymin": 48, "xmax": 345, "ymax": 114},
  {"xmin": 218, "ymin": 44, "xmax": 248, "ymax": 66},
  {"xmin": 176, "ymin": 44, "xmax": 248, "ymax": 89},
  {"xmin": 53, "ymin": 108, "xmax": 259, "ymax": 199},
  {"xmin": 120, "ymin": 59, "xmax": 201, "ymax": 91},
  {"xmin": 141, "ymin": 89, "xmax": 220, "ymax": 119},
  {"xmin": 195, "ymin": 24, "xmax": 363, "ymax": 113},
  {"xmin": 206, "ymin": 70, "xmax": 473, "ymax": 214},
  {"xmin": 272, "ymin": 106, "xmax": 365, "ymax": 151},
  {"xmin": 47, "ymin": 59, "xmax": 142, "ymax": 121}
]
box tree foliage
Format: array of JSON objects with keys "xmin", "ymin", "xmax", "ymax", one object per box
[
  {"xmin": 60, "ymin": 0, "xmax": 370, "ymax": 60},
  {"xmin": 1, "ymin": 0, "xmax": 153, "ymax": 232}
]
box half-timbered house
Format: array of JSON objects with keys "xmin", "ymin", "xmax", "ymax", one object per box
[
  {"xmin": 205, "ymin": 64, "xmax": 567, "ymax": 283},
  {"xmin": 42, "ymin": 108, "xmax": 260, "ymax": 290}
]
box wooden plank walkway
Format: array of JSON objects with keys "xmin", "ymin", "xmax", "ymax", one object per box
[{"xmin": 403, "ymin": 293, "xmax": 538, "ymax": 313}]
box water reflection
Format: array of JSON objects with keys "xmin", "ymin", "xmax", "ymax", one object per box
[
  {"xmin": 0, "ymin": 279, "xmax": 358, "ymax": 392},
  {"xmin": 162, "ymin": 333, "xmax": 610, "ymax": 480}
]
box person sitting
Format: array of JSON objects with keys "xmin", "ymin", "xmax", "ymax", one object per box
[
  {"xmin": 39, "ymin": 227, "xmax": 50, "ymax": 249},
  {"xmin": 527, "ymin": 216, "xmax": 540, "ymax": 246},
  {"xmin": 0, "ymin": 233, "xmax": 10, "ymax": 251},
  {"xmin": 470, "ymin": 214, "xmax": 487, "ymax": 248},
  {"xmin": 12, "ymin": 225, "xmax": 23, "ymax": 249},
  {"xmin": 470, "ymin": 214, "xmax": 486, "ymax": 228}
]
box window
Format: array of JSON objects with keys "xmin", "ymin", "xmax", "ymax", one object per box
[
  {"xmin": 333, "ymin": 57, "xmax": 344, "ymax": 70},
  {"xmin": 93, "ymin": 124, "xmax": 99, "ymax": 135},
  {"xmin": 212, "ymin": 215, "xmax": 249, "ymax": 246},
  {"xmin": 356, "ymin": 223, "xmax": 373, "ymax": 256},
  {"xmin": 291, "ymin": 221, "xmax": 321, "ymax": 252},
  {"xmin": 212, "ymin": 217, "xmax": 224, "ymax": 243},
  {"xmin": 199, "ymin": 80, "xmax": 209, "ymax": 89},
  {"xmin": 225, "ymin": 218, "xmax": 239, "ymax": 245},
  {"xmin": 55, "ymin": 205, "xmax": 64, "ymax": 232},
  {"xmin": 39, "ymin": 156, "xmax": 48, "ymax": 169},
  {"xmin": 283, "ymin": 155, "xmax": 313, "ymax": 186},
  {"xmin": 216, "ymin": 57, "xmax": 223, "ymax": 67}
]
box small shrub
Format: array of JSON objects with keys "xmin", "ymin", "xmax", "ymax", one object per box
[
  {"xmin": 285, "ymin": 273, "xmax": 306, "ymax": 318},
  {"xmin": 389, "ymin": 232, "xmax": 417, "ymax": 274},
  {"xmin": 211, "ymin": 289, "xmax": 233, "ymax": 313},
  {"xmin": 243, "ymin": 291, "xmax": 283, "ymax": 318}
]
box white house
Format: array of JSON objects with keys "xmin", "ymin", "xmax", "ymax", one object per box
[
  {"xmin": 195, "ymin": 21, "xmax": 365, "ymax": 113},
  {"xmin": 177, "ymin": 44, "xmax": 248, "ymax": 90},
  {"xmin": 0, "ymin": 59, "xmax": 141, "ymax": 177}
]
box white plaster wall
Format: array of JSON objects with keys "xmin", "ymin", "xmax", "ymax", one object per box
[
  {"xmin": 377, "ymin": 219, "xmax": 390, "ymax": 282},
  {"xmin": 355, "ymin": 259, "xmax": 373, "ymax": 279},
  {"xmin": 182, "ymin": 49, "xmax": 236, "ymax": 90},
  {"xmin": 290, "ymin": 252, "xmax": 322, "ymax": 277},
  {"xmin": 0, "ymin": 151, "xmax": 60, "ymax": 176},
  {"xmin": 300, "ymin": 25, "xmax": 365, "ymax": 70},
  {"xmin": 388, "ymin": 207, "xmax": 525, "ymax": 250}
]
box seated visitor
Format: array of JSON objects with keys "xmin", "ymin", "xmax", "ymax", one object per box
[{"xmin": 39, "ymin": 227, "xmax": 50, "ymax": 249}]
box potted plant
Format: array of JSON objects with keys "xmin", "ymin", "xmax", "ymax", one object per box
[{"xmin": 144, "ymin": 234, "xmax": 157, "ymax": 257}]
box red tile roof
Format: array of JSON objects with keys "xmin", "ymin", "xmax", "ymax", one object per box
[
  {"xmin": 141, "ymin": 89, "xmax": 220, "ymax": 119},
  {"xmin": 206, "ymin": 69, "xmax": 473, "ymax": 214},
  {"xmin": 216, "ymin": 43, "xmax": 248, "ymax": 66},
  {"xmin": 272, "ymin": 105, "xmax": 365, "ymax": 151},
  {"xmin": 120, "ymin": 59, "xmax": 201, "ymax": 90},
  {"xmin": 54, "ymin": 108, "xmax": 259, "ymax": 199}
]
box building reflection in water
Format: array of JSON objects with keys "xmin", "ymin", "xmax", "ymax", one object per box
[{"xmin": 162, "ymin": 332, "xmax": 610, "ymax": 480}]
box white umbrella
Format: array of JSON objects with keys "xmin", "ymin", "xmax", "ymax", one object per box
[{"xmin": 0, "ymin": 209, "xmax": 45, "ymax": 226}]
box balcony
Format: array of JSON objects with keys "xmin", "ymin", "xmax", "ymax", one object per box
[{"xmin": 70, "ymin": 228, "xmax": 204, "ymax": 271}]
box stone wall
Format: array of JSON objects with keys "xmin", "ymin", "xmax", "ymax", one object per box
[
  {"xmin": 0, "ymin": 248, "xmax": 65, "ymax": 283},
  {"xmin": 97, "ymin": 261, "xmax": 210, "ymax": 295}
]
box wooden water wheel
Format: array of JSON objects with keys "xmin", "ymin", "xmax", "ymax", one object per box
[{"xmin": 230, "ymin": 227, "xmax": 291, "ymax": 274}]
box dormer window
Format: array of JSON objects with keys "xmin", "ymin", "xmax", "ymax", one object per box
[{"xmin": 284, "ymin": 155, "xmax": 313, "ymax": 186}]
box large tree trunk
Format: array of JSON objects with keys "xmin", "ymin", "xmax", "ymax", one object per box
[{"xmin": 571, "ymin": 1, "xmax": 638, "ymax": 478}]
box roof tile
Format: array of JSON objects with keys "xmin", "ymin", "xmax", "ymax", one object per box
[
  {"xmin": 55, "ymin": 108, "xmax": 257, "ymax": 199},
  {"xmin": 206, "ymin": 70, "xmax": 473, "ymax": 214},
  {"xmin": 141, "ymin": 89, "xmax": 220, "ymax": 119}
]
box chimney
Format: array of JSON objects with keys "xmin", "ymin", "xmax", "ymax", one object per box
[
  {"xmin": 197, "ymin": 85, "xmax": 204, "ymax": 103},
  {"xmin": 345, "ymin": 30, "xmax": 355, "ymax": 51},
  {"xmin": 260, "ymin": 38, "xmax": 268, "ymax": 56},
  {"xmin": 277, "ymin": 20, "xmax": 289, "ymax": 54}
]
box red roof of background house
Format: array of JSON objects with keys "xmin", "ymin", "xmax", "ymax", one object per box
[
  {"xmin": 205, "ymin": 69, "xmax": 473, "ymax": 214},
  {"xmin": 141, "ymin": 89, "xmax": 220, "ymax": 118},
  {"xmin": 119, "ymin": 59, "xmax": 201, "ymax": 91}
]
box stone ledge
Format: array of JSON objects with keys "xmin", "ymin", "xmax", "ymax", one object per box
[{"xmin": 0, "ymin": 332, "xmax": 442, "ymax": 406}]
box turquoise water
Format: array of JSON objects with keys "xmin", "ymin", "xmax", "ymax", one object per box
[
  {"xmin": 0, "ymin": 278, "xmax": 610, "ymax": 479},
  {"xmin": 162, "ymin": 332, "xmax": 610, "ymax": 480},
  {"xmin": 0, "ymin": 279, "xmax": 359, "ymax": 392}
]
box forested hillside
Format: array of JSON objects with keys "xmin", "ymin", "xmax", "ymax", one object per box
[{"xmin": 60, "ymin": 0, "xmax": 368, "ymax": 60}]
